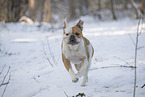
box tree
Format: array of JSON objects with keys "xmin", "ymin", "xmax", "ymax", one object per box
[
  {"xmin": 27, "ymin": 0, "xmax": 52, "ymax": 23},
  {"xmin": 110, "ymin": 0, "xmax": 117, "ymax": 20},
  {"xmin": 69, "ymin": 0, "xmax": 89, "ymax": 21},
  {"xmin": 43, "ymin": 0, "xmax": 52, "ymax": 22},
  {"xmin": 141, "ymin": 0, "xmax": 144, "ymax": 14}
]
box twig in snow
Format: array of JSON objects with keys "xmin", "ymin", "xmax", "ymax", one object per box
[
  {"xmin": 46, "ymin": 38, "xmax": 57, "ymax": 66},
  {"xmin": 64, "ymin": 92, "xmax": 86, "ymax": 97},
  {"xmin": 0, "ymin": 66, "xmax": 11, "ymax": 87},
  {"xmin": 141, "ymin": 84, "xmax": 145, "ymax": 88},
  {"xmin": 128, "ymin": 33, "xmax": 135, "ymax": 45},
  {"xmin": 0, "ymin": 66, "xmax": 11, "ymax": 97},
  {"xmin": 33, "ymin": 77, "xmax": 40, "ymax": 83},
  {"xmin": 90, "ymin": 65, "xmax": 136, "ymax": 71},
  {"xmin": 113, "ymin": 56, "xmax": 130, "ymax": 65},
  {"xmin": 42, "ymin": 42, "xmax": 54, "ymax": 67},
  {"xmin": 64, "ymin": 91, "xmax": 69, "ymax": 97},
  {"xmin": 0, "ymin": 64, "xmax": 6, "ymax": 75},
  {"xmin": 137, "ymin": 46, "xmax": 144, "ymax": 50},
  {"xmin": 1, "ymin": 72, "xmax": 11, "ymax": 97}
]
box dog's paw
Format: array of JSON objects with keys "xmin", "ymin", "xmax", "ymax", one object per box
[
  {"xmin": 71, "ymin": 74, "xmax": 79, "ymax": 83},
  {"xmin": 81, "ymin": 79, "xmax": 87, "ymax": 86},
  {"xmin": 80, "ymin": 83, "xmax": 86, "ymax": 87},
  {"xmin": 72, "ymin": 77, "xmax": 79, "ymax": 83},
  {"xmin": 80, "ymin": 76, "xmax": 88, "ymax": 86}
]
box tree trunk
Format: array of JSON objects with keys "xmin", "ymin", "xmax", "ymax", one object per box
[
  {"xmin": 69, "ymin": 0, "xmax": 78, "ymax": 20},
  {"xmin": 141, "ymin": 0, "xmax": 144, "ymax": 14},
  {"xmin": 110, "ymin": 0, "xmax": 117, "ymax": 20},
  {"xmin": 43, "ymin": 0, "xmax": 52, "ymax": 22},
  {"xmin": 79, "ymin": 0, "xmax": 89, "ymax": 16},
  {"xmin": 11, "ymin": 0, "xmax": 21, "ymax": 22},
  {"xmin": 98, "ymin": 0, "xmax": 101, "ymax": 19},
  {"xmin": 69, "ymin": 0, "xmax": 89, "ymax": 21},
  {"xmin": 0, "ymin": 0, "xmax": 9, "ymax": 22},
  {"xmin": 123, "ymin": 0, "xmax": 128, "ymax": 9},
  {"xmin": 98, "ymin": 0, "xmax": 101, "ymax": 11},
  {"xmin": 28, "ymin": 0, "xmax": 35, "ymax": 20}
]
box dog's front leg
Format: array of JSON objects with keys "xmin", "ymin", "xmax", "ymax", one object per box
[
  {"xmin": 76, "ymin": 57, "xmax": 88, "ymax": 78},
  {"xmin": 62, "ymin": 53, "xmax": 79, "ymax": 82}
]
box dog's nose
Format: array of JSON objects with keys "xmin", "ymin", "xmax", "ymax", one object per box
[{"xmin": 70, "ymin": 35, "xmax": 75, "ymax": 42}]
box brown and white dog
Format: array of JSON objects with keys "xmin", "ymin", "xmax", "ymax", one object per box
[{"xmin": 61, "ymin": 19, "xmax": 94, "ymax": 86}]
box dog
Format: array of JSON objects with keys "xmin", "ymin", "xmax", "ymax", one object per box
[{"xmin": 61, "ymin": 19, "xmax": 94, "ymax": 86}]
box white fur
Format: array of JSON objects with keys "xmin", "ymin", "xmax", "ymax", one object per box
[
  {"xmin": 62, "ymin": 39, "xmax": 93, "ymax": 86},
  {"xmin": 81, "ymin": 44, "xmax": 93, "ymax": 86},
  {"xmin": 62, "ymin": 39, "xmax": 86, "ymax": 64},
  {"xmin": 62, "ymin": 20, "xmax": 93, "ymax": 86},
  {"xmin": 69, "ymin": 68, "xmax": 78, "ymax": 82}
]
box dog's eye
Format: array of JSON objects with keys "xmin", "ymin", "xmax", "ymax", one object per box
[
  {"xmin": 66, "ymin": 33, "xmax": 69, "ymax": 36},
  {"xmin": 75, "ymin": 33, "xmax": 80, "ymax": 36}
]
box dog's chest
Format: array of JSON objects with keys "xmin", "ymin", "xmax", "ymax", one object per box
[
  {"xmin": 69, "ymin": 50, "xmax": 83, "ymax": 64},
  {"xmin": 64, "ymin": 45, "xmax": 85, "ymax": 64}
]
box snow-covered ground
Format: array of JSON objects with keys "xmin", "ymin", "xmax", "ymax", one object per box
[{"xmin": 0, "ymin": 18, "xmax": 145, "ymax": 97}]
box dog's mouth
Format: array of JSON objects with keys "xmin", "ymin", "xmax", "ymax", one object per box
[{"xmin": 68, "ymin": 41, "xmax": 79, "ymax": 46}]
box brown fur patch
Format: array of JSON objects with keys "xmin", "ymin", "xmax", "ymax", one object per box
[
  {"xmin": 62, "ymin": 42, "xmax": 71, "ymax": 71},
  {"xmin": 83, "ymin": 37, "xmax": 94, "ymax": 58},
  {"xmin": 72, "ymin": 26, "xmax": 83, "ymax": 38},
  {"xmin": 92, "ymin": 46, "xmax": 94, "ymax": 58},
  {"xmin": 63, "ymin": 29, "xmax": 65, "ymax": 34},
  {"xmin": 83, "ymin": 37, "xmax": 90, "ymax": 61},
  {"xmin": 74, "ymin": 64, "xmax": 79, "ymax": 71},
  {"xmin": 83, "ymin": 37, "xmax": 90, "ymax": 45},
  {"xmin": 62, "ymin": 53, "xmax": 71, "ymax": 71}
]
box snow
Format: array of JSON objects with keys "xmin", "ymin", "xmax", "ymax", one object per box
[{"xmin": 0, "ymin": 17, "xmax": 145, "ymax": 97}]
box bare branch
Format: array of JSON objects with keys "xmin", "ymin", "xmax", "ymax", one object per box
[
  {"xmin": 46, "ymin": 38, "xmax": 57, "ymax": 66},
  {"xmin": 33, "ymin": 77, "xmax": 40, "ymax": 83},
  {"xmin": 113, "ymin": 56, "xmax": 130, "ymax": 65},
  {"xmin": 0, "ymin": 64, "xmax": 6, "ymax": 75},
  {"xmin": 0, "ymin": 66, "xmax": 10, "ymax": 87},
  {"xmin": 1, "ymin": 71, "xmax": 11, "ymax": 97},
  {"xmin": 0, "ymin": 82, "xmax": 9, "ymax": 86},
  {"xmin": 90, "ymin": 65, "xmax": 136, "ymax": 71},
  {"xmin": 133, "ymin": 15, "xmax": 142, "ymax": 97},
  {"xmin": 64, "ymin": 91, "xmax": 69, "ymax": 97},
  {"xmin": 128, "ymin": 33, "xmax": 135, "ymax": 45},
  {"xmin": 137, "ymin": 46, "xmax": 144, "ymax": 50},
  {"xmin": 141, "ymin": 84, "xmax": 145, "ymax": 88},
  {"xmin": 0, "ymin": 66, "xmax": 11, "ymax": 97},
  {"xmin": 42, "ymin": 42, "xmax": 54, "ymax": 67},
  {"xmin": 138, "ymin": 17, "xmax": 144, "ymax": 35}
]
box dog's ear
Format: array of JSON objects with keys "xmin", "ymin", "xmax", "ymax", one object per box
[
  {"xmin": 76, "ymin": 20, "xmax": 84, "ymax": 31},
  {"xmin": 63, "ymin": 18, "xmax": 68, "ymax": 29}
]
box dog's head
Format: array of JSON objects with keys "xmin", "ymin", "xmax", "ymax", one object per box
[{"xmin": 63, "ymin": 19, "xmax": 84, "ymax": 46}]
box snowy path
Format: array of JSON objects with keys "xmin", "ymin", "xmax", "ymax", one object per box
[{"xmin": 0, "ymin": 18, "xmax": 145, "ymax": 97}]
